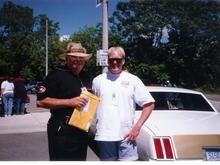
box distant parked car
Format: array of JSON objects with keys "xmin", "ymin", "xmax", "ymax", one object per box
[
  {"xmin": 136, "ymin": 86, "xmax": 220, "ymax": 161},
  {"xmin": 25, "ymin": 81, "xmax": 42, "ymax": 94}
]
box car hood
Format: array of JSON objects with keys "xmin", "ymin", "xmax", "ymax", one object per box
[{"xmin": 135, "ymin": 111, "xmax": 220, "ymax": 136}]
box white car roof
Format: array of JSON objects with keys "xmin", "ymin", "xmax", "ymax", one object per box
[
  {"xmin": 144, "ymin": 85, "xmax": 218, "ymax": 113},
  {"xmin": 146, "ymin": 86, "xmax": 202, "ymax": 95}
]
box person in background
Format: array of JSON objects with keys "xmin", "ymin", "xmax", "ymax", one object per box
[
  {"xmin": 164, "ymin": 80, "xmax": 172, "ymax": 87},
  {"xmin": 14, "ymin": 79, "xmax": 27, "ymax": 115},
  {"xmin": 1, "ymin": 77, "xmax": 14, "ymax": 117},
  {"xmin": 92, "ymin": 46, "xmax": 155, "ymax": 161},
  {"xmin": 36, "ymin": 42, "xmax": 92, "ymax": 161}
]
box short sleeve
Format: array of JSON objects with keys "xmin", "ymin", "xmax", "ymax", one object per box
[
  {"xmin": 92, "ymin": 76, "xmax": 101, "ymax": 97},
  {"xmin": 133, "ymin": 77, "xmax": 155, "ymax": 107},
  {"xmin": 37, "ymin": 71, "xmax": 59, "ymax": 100}
]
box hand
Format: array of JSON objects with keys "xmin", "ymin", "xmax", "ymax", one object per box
[
  {"xmin": 123, "ymin": 125, "xmax": 141, "ymax": 142},
  {"xmin": 69, "ymin": 96, "xmax": 88, "ymax": 109}
]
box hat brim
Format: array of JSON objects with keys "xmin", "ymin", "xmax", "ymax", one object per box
[{"xmin": 59, "ymin": 52, "xmax": 92, "ymax": 61}]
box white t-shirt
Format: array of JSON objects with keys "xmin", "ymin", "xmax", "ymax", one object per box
[
  {"xmin": 92, "ymin": 71, "xmax": 155, "ymax": 141},
  {"xmin": 1, "ymin": 80, "xmax": 14, "ymax": 95}
]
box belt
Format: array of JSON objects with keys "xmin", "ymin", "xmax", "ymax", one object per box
[
  {"xmin": 49, "ymin": 114, "xmax": 88, "ymax": 136},
  {"xmin": 50, "ymin": 114, "xmax": 71, "ymax": 124}
]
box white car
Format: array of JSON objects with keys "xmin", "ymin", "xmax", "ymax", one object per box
[{"xmin": 136, "ymin": 86, "xmax": 220, "ymax": 161}]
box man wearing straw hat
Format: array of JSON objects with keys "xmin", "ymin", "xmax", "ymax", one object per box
[{"xmin": 37, "ymin": 42, "xmax": 92, "ymax": 161}]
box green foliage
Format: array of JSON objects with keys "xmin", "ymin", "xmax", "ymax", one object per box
[
  {"xmin": 126, "ymin": 57, "xmax": 169, "ymax": 84},
  {"xmin": 111, "ymin": 0, "xmax": 220, "ymax": 90},
  {"xmin": 0, "ymin": 1, "xmax": 60, "ymax": 82},
  {"xmin": 0, "ymin": 0, "xmax": 220, "ymax": 92},
  {"xmin": 70, "ymin": 26, "xmax": 103, "ymax": 83},
  {"xmin": 0, "ymin": 1, "xmax": 34, "ymax": 35}
]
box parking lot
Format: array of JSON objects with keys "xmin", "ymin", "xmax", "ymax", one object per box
[
  {"xmin": 0, "ymin": 93, "xmax": 219, "ymax": 161},
  {"xmin": 0, "ymin": 94, "xmax": 99, "ymax": 161}
]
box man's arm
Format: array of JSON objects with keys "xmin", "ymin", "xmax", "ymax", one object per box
[
  {"xmin": 124, "ymin": 102, "xmax": 155, "ymax": 141},
  {"xmin": 1, "ymin": 88, "xmax": 4, "ymax": 97},
  {"xmin": 37, "ymin": 96, "xmax": 88, "ymax": 110}
]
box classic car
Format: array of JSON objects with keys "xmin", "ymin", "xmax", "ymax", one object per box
[{"xmin": 136, "ymin": 86, "xmax": 220, "ymax": 161}]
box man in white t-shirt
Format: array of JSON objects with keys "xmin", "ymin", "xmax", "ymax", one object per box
[
  {"xmin": 1, "ymin": 77, "xmax": 14, "ymax": 117},
  {"xmin": 92, "ymin": 47, "xmax": 155, "ymax": 161}
]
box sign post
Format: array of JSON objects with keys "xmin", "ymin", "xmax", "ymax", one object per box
[
  {"xmin": 102, "ymin": 0, "xmax": 108, "ymax": 73},
  {"xmin": 96, "ymin": 0, "xmax": 108, "ymax": 72},
  {"xmin": 45, "ymin": 19, "xmax": 48, "ymax": 76}
]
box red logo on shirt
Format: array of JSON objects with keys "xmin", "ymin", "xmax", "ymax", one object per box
[{"xmin": 121, "ymin": 81, "xmax": 129, "ymax": 86}]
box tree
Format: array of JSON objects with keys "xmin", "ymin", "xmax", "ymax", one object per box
[
  {"xmin": 0, "ymin": 1, "xmax": 35, "ymax": 77},
  {"xmin": 110, "ymin": 0, "xmax": 220, "ymax": 90},
  {"xmin": 0, "ymin": 1, "xmax": 34, "ymax": 37},
  {"xmin": 70, "ymin": 26, "xmax": 105, "ymax": 85},
  {"xmin": 0, "ymin": 1, "xmax": 61, "ymax": 82},
  {"xmin": 68, "ymin": 24, "xmax": 124, "ymax": 86}
]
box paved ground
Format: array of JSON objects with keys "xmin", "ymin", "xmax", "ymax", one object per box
[
  {"xmin": 0, "ymin": 94, "xmax": 100, "ymax": 161},
  {"xmin": 0, "ymin": 112, "xmax": 49, "ymax": 134},
  {"xmin": 0, "ymin": 112, "xmax": 99, "ymax": 161},
  {"xmin": 0, "ymin": 132, "xmax": 48, "ymax": 161},
  {"xmin": 205, "ymin": 94, "xmax": 220, "ymax": 101},
  {"xmin": 0, "ymin": 94, "xmax": 219, "ymax": 161}
]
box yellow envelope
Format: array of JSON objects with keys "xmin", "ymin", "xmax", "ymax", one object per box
[{"xmin": 68, "ymin": 91, "xmax": 100, "ymax": 132}]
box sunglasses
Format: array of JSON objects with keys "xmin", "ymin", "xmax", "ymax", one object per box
[{"xmin": 108, "ymin": 58, "xmax": 123, "ymax": 64}]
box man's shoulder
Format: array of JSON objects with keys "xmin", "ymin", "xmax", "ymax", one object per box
[
  {"xmin": 92, "ymin": 73, "xmax": 106, "ymax": 86},
  {"xmin": 122, "ymin": 71, "xmax": 145, "ymax": 86},
  {"xmin": 122, "ymin": 71, "xmax": 139, "ymax": 80},
  {"xmin": 1, "ymin": 80, "xmax": 7, "ymax": 86},
  {"xmin": 54, "ymin": 66, "xmax": 70, "ymax": 73},
  {"xmin": 48, "ymin": 67, "xmax": 70, "ymax": 76},
  {"xmin": 94, "ymin": 73, "xmax": 106, "ymax": 80}
]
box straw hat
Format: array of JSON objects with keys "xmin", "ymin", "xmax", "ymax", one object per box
[{"xmin": 59, "ymin": 42, "xmax": 92, "ymax": 60}]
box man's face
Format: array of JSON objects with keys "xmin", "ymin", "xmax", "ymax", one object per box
[
  {"xmin": 66, "ymin": 56, "xmax": 85, "ymax": 75},
  {"xmin": 108, "ymin": 51, "xmax": 124, "ymax": 74}
]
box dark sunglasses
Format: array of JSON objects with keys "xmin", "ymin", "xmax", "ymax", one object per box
[{"xmin": 108, "ymin": 58, "xmax": 123, "ymax": 64}]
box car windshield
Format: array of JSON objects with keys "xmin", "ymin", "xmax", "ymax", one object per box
[{"xmin": 141, "ymin": 92, "xmax": 214, "ymax": 112}]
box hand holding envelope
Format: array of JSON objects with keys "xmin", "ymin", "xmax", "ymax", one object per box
[{"xmin": 68, "ymin": 90, "xmax": 100, "ymax": 132}]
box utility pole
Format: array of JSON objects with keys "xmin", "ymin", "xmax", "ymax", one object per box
[
  {"xmin": 45, "ymin": 19, "xmax": 48, "ymax": 76},
  {"xmin": 102, "ymin": 0, "xmax": 108, "ymax": 73}
]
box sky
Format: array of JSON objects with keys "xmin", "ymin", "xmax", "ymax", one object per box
[{"xmin": 0, "ymin": 0, "xmax": 128, "ymax": 36}]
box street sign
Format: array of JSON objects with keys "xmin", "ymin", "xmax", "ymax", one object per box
[{"xmin": 96, "ymin": 49, "xmax": 108, "ymax": 66}]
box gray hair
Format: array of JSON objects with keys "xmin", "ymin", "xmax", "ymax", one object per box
[{"xmin": 108, "ymin": 47, "xmax": 125, "ymax": 58}]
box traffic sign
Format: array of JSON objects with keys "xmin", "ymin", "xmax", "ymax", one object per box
[{"xmin": 96, "ymin": 49, "xmax": 108, "ymax": 66}]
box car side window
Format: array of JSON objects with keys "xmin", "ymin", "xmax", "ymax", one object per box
[
  {"xmin": 149, "ymin": 92, "xmax": 214, "ymax": 112},
  {"xmin": 180, "ymin": 94, "xmax": 214, "ymax": 112}
]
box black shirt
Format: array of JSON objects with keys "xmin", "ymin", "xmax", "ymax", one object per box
[
  {"xmin": 37, "ymin": 66, "xmax": 88, "ymax": 149},
  {"xmin": 37, "ymin": 65, "xmax": 83, "ymax": 119},
  {"xmin": 14, "ymin": 82, "xmax": 27, "ymax": 101}
]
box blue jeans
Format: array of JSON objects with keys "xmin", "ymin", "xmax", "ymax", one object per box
[
  {"xmin": 14, "ymin": 98, "xmax": 25, "ymax": 114},
  {"xmin": 96, "ymin": 140, "xmax": 138, "ymax": 161},
  {"xmin": 2, "ymin": 92, "xmax": 14, "ymax": 116}
]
